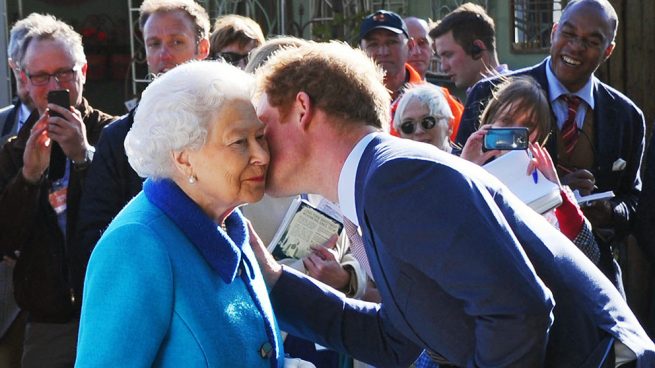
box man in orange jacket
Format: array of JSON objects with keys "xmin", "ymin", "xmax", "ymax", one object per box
[{"xmin": 359, "ymin": 10, "xmax": 463, "ymax": 140}]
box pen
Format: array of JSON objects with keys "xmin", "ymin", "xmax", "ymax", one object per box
[
  {"xmin": 527, "ymin": 150, "xmax": 538, "ymax": 184},
  {"xmin": 532, "ymin": 168, "xmax": 539, "ymax": 184}
]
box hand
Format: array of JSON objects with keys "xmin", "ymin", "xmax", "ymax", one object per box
[
  {"xmin": 581, "ymin": 200, "xmax": 614, "ymax": 229},
  {"xmin": 246, "ymin": 220, "xmax": 282, "ymax": 288},
  {"xmin": 2, "ymin": 255, "xmax": 17, "ymax": 268},
  {"xmin": 560, "ymin": 169, "xmax": 595, "ymax": 195},
  {"xmin": 460, "ymin": 124, "xmax": 500, "ymax": 165},
  {"xmin": 22, "ymin": 114, "xmax": 51, "ymax": 183},
  {"xmin": 47, "ymin": 104, "xmax": 89, "ymax": 163},
  {"xmin": 527, "ymin": 143, "xmax": 560, "ymax": 186},
  {"xmin": 302, "ymin": 234, "xmax": 350, "ymax": 290},
  {"xmin": 283, "ymin": 357, "xmax": 316, "ymax": 368}
]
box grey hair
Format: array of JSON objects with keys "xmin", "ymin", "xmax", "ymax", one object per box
[
  {"xmin": 8, "ymin": 13, "xmax": 55, "ymax": 66},
  {"xmin": 139, "ymin": 0, "xmax": 210, "ymax": 42},
  {"xmin": 19, "ymin": 14, "xmax": 86, "ymax": 67},
  {"xmin": 126, "ymin": 60, "xmax": 254, "ymax": 179},
  {"xmin": 393, "ymin": 83, "xmax": 454, "ymax": 130}
]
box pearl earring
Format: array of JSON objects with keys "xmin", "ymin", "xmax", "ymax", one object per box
[{"xmin": 188, "ymin": 174, "xmax": 196, "ymax": 184}]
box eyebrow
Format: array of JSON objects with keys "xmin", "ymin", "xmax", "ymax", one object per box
[{"xmin": 560, "ymin": 21, "xmax": 606, "ymax": 41}]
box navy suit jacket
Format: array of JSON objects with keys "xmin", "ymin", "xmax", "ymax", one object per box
[
  {"xmin": 457, "ymin": 59, "xmax": 645, "ymax": 233},
  {"xmin": 271, "ymin": 134, "xmax": 655, "ymax": 367},
  {"xmin": 0, "ymin": 100, "xmax": 20, "ymax": 146}
]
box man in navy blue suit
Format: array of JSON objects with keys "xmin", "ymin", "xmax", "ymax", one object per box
[
  {"xmin": 252, "ymin": 40, "xmax": 655, "ymax": 367},
  {"xmin": 456, "ymin": 0, "xmax": 645, "ymax": 292}
]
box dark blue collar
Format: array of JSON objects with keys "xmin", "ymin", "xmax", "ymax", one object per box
[{"xmin": 143, "ymin": 178, "xmax": 246, "ymax": 283}]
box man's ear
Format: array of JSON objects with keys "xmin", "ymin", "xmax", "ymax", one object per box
[
  {"xmin": 603, "ymin": 41, "xmax": 615, "ymax": 61},
  {"xmin": 551, "ymin": 23, "xmax": 558, "ymax": 44},
  {"xmin": 197, "ymin": 38, "xmax": 210, "ymax": 60},
  {"xmin": 296, "ymin": 91, "xmax": 313, "ymax": 130},
  {"xmin": 79, "ymin": 63, "xmax": 88, "ymax": 84}
]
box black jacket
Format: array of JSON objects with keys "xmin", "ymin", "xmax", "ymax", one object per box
[
  {"xmin": 72, "ymin": 108, "xmax": 144, "ymax": 303},
  {"xmin": 0, "ymin": 99, "xmax": 114, "ymax": 321}
]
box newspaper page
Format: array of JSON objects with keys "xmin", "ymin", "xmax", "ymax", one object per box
[{"xmin": 270, "ymin": 200, "xmax": 343, "ymax": 260}]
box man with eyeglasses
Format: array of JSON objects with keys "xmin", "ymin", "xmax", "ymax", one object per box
[
  {"xmin": 0, "ymin": 14, "xmax": 115, "ymax": 367},
  {"xmin": 209, "ymin": 14, "xmax": 264, "ymax": 70},
  {"xmin": 74, "ymin": 0, "xmax": 210, "ymax": 310},
  {"xmin": 457, "ymin": 0, "xmax": 645, "ymax": 298},
  {"xmin": 359, "ymin": 11, "xmax": 463, "ymax": 140}
]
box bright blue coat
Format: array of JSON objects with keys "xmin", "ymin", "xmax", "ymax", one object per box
[{"xmin": 76, "ymin": 179, "xmax": 284, "ymax": 367}]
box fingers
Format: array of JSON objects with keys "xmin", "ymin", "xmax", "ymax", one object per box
[
  {"xmin": 319, "ymin": 234, "xmax": 338, "ymax": 249},
  {"xmin": 245, "ymin": 220, "xmax": 282, "ymax": 287},
  {"xmin": 47, "ymin": 104, "xmax": 73, "ymax": 119},
  {"xmin": 312, "ymin": 245, "xmax": 338, "ymax": 262},
  {"xmin": 562, "ymin": 169, "xmax": 595, "ymax": 195}
]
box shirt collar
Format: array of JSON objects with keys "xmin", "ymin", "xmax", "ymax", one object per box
[
  {"xmin": 18, "ymin": 103, "xmax": 32, "ymax": 125},
  {"xmin": 143, "ymin": 178, "xmax": 245, "ymax": 283},
  {"xmin": 337, "ymin": 132, "xmax": 379, "ymax": 226},
  {"xmin": 546, "ymin": 57, "xmax": 595, "ymax": 109}
]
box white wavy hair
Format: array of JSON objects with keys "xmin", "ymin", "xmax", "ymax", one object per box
[
  {"xmin": 126, "ymin": 60, "xmax": 254, "ymax": 179},
  {"xmin": 393, "ymin": 83, "xmax": 454, "ymax": 130}
]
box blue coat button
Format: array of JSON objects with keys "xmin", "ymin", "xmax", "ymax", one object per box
[{"xmin": 259, "ymin": 342, "xmax": 273, "ymax": 358}]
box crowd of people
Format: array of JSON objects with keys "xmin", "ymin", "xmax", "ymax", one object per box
[{"xmin": 0, "ymin": 0, "xmax": 654, "ymax": 367}]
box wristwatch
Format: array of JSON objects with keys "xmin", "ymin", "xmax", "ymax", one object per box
[{"xmin": 72, "ymin": 146, "xmax": 95, "ymax": 171}]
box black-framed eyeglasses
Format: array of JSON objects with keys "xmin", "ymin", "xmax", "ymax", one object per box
[
  {"xmin": 23, "ymin": 67, "xmax": 78, "ymax": 86},
  {"xmin": 215, "ymin": 51, "xmax": 249, "ymax": 66},
  {"xmin": 400, "ymin": 116, "xmax": 439, "ymax": 135}
]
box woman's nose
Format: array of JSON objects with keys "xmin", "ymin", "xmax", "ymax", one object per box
[{"xmin": 250, "ymin": 140, "xmax": 269, "ymax": 166}]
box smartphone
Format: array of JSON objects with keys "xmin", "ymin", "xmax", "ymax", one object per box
[
  {"xmin": 47, "ymin": 89, "xmax": 70, "ymax": 180},
  {"xmin": 483, "ymin": 127, "xmax": 529, "ymax": 151}
]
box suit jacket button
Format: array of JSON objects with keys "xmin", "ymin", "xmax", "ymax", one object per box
[{"xmin": 259, "ymin": 342, "xmax": 273, "ymax": 358}]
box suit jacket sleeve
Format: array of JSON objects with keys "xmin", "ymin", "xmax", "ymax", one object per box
[
  {"xmin": 270, "ymin": 266, "xmax": 422, "ymax": 367},
  {"xmin": 362, "ymin": 157, "xmax": 553, "ymax": 366},
  {"xmin": 608, "ymin": 101, "xmax": 645, "ymax": 230}
]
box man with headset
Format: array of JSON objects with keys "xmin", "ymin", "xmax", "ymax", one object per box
[{"xmin": 429, "ymin": 3, "xmax": 508, "ymax": 94}]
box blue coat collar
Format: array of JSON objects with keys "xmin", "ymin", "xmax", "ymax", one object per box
[{"xmin": 143, "ymin": 178, "xmax": 246, "ymax": 284}]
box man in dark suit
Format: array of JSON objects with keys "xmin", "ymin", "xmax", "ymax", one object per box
[
  {"xmin": 73, "ymin": 0, "xmax": 210, "ymax": 303},
  {"xmin": 455, "ymin": 0, "xmax": 643, "ymax": 292},
  {"xmin": 0, "ymin": 15, "xmax": 37, "ymax": 146},
  {"xmin": 252, "ymin": 40, "xmax": 654, "ymax": 367}
]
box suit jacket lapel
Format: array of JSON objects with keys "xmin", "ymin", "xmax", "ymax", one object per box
[{"xmin": 592, "ymin": 78, "xmax": 620, "ymax": 174}]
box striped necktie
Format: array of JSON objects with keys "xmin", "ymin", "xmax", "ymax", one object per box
[
  {"xmin": 560, "ymin": 95, "xmax": 583, "ymax": 155},
  {"xmin": 343, "ymin": 218, "xmax": 373, "ymax": 280}
]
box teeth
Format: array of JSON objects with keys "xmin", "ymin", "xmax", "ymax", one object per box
[{"xmin": 562, "ymin": 55, "xmax": 581, "ymax": 66}]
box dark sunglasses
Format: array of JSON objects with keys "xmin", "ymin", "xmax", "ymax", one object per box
[
  {"xmin": 400, "ymin": 116, "xmax": 437, "ymax": 135},
  {"xmin": 215, "ymin": 51, "xmax": 249, "ymax": 66}
]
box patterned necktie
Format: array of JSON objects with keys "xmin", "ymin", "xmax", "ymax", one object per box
[
  {"xmin": 560, "ymin": 95, "xmax": 583, "ymax": 155},
  {"xmin": 343, "ymin": 218, "xmax": 373, "ymax": 280}
]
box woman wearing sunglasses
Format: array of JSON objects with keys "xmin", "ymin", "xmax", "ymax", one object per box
[{"xmin": 393, "ymin": 84, "xmax": 454, "ymax": 152}]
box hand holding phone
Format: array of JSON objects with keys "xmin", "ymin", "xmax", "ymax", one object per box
[
  {"xmin": 47, "ymin": 89, "xmax": 70, "ymax": 180},
  {"xmin": 483, "ymin": 127, "xmax": 529, "ymax": 152}
]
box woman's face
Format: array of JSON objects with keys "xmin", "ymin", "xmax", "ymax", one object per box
[
  {"xmin": 398, "ymin": 98, "xmax": 451, "ymax": 151},
  {"xmin": 185, "ymin": 98, "xmax": 269, "ymax": 219},
  {"xmin": 491, "ymin": 102, "xmax": 541, "ymax": 143}
]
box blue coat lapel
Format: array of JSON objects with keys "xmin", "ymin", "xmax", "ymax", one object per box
[{"xmin": 143, "ymin": 178, "xmax": 245, "ymax": 284}]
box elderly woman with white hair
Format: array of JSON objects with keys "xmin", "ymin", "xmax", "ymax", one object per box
[
  {"xmin": 75, "ymin": 61, "xmax": 285, "ymax": 367},
  {"xmin": 393, "ymin": 84, "xmax": 454, "ymax": 152}
]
